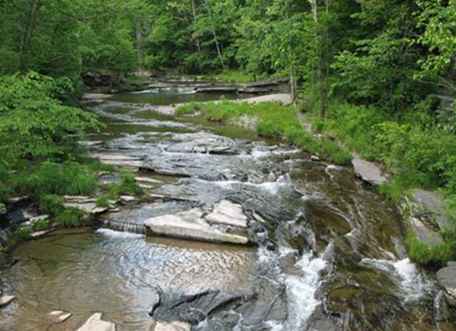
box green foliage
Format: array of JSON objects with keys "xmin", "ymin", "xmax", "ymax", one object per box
[
  {"xmin": 55, "ymin": 208, "xmax": 85, "ymax": 228},
  {"xmin": 0, "ymin": 73, "xmax": 100, "ymax": 166},
  {"xmin": 20, "ymin": 161, "xmax": 97, "ymax": 198},
  {"xmin": 39, "ymin": 195, "xmax": 65, "ymax": 216},
  {"xmin": 32, "ymin": 219, "xmax": 50, "ymax": 232},
  {"xmin": 15, "ymin": 226, "xmax": 32, "ymax": 241}
]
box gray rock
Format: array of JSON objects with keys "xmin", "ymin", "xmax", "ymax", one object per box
[
  {"xmin": 165, "ymin": 132, "xmax": 236, "ymax": 154},
  {"xmin": 409, "ymin": 217, "xmax": 444, "ymax": 247},
  {"xmin": 437, "ymin": 266, "xmax": 456, "ymax": 306},
  {"xmin": 120, "ymin": 195, "xmax": 137, "ymax": 204},
  {"xmin": 205, "ymin": 200, "xmax": 248, "ymax": 228},
  {"xmin": 30, "ymin": 229, "xmax": 54, "ymax": 239},
  {"xmin": 145, "ymin": 320, "xmax": 191, "ymax": 331},
  {"xmin": 90, "ymin": 152, "xmax": 143, "ymax": 168},
  {"xmin": 434, "ymin": 290, "xmax": 452, "ymax": 322},
  {"xmin": 77, "ymin": 313, "xmax": 115, "ymax": 331},
  {"xmin": 145, "ymin": 208, "xmax": 249, "ymax": 245},
  {"xmin": 64, "ymin": 196, "xmax": 108, "ymax": 215},
  {"xmin": 0, "ymin": 295, "xmax": 15, "ymax": 308},
  {"xmin": 411, "ymin": 189, "xmax": 450, "ymax": 231},
  {"xmin": 48, "ymin": 310, "xmax": 72, "ymax": 324},
  {"xmin": 447, "ymin": 261, "xmax": 456, "ymax": 267},
  {"xmin": 352, "ymin": 158, "xmax": 387, "ymax": 186}
]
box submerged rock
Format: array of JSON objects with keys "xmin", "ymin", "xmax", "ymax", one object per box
[
  {"xmin": 77, "ymin": 313, "xmax": 115, "ymax": 331},
  {"xmin": 145, "ymin": 208, "xmax": 249, "ymax": 245},
  {"xmin": 352, "ymin": 158, "xmax": 388, "ymax": 186},
  {"xmin": 48, "ymin": 310, "xmax": 72, "ymax": 324},
  {"xmin": 0, "ymin": 295, "xmax": 15, "ymax": 308},
  {"xmin": 151, "ymin": 289, "xmax": 255, "ymax": 325}
]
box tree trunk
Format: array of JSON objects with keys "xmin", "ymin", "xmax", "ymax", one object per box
[
  {"xmin": 191, "ymin": 0, "xmax": 201, "ymax": 52},
  {"xmin": 204, "ymin": 0, "xmax": 224, "ymax": 69},
  {"xmin": 290, "ymin": 64, "xmax": 297, "ymax": 103},
  {"xmin": 309, "ymin": 0, "xmax": 328, "ymax": 118},
  {"xmin": 19, "ymin": 0, "xmax": 41, "ymax": 71},
  {"xmin": 136, "ymin": 18, "xmax": 144, "ymax": 70}
]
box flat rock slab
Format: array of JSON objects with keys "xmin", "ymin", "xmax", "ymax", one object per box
[
  {"xmin": 0, "ymin": 295, "xmax": 15, "ymax": 308},
  {"xmin": 48, "ymin": 310, "xmax": 72, "ymax": 324},
  {"xmin": 64, "ymin": 202, "xmax": 108, "ymax": 215},
  {"xmin": 82, "ymin": 93, "xmax": 112, "ymax": 101},
  {"xmin": 146, "ymin": 321, "xmax": 191, "ymax": 331},
  {"xmin": 145, "ymin": 208, "xmax": 249, "ymax": 245},
  {"xmin": 90, "ymin": 152, "xmax": 143, "ymax": 168},
  {"xmin": 165, "ymin": 132, "xmax": 236, "ymax": 154},
  {"xmin": 352, "ymin": 158, "xmax": 388, "ymax": 186},
  {"xmin": 77, "ymin": 313, "xmax": 115, "ymax": 331},
  {"xmin": 205, "ymin": 200, "xmax": 248, "ymax": 228},
  {"xmin": 240, "ymin": 93, "xmax": 292, "ymax": 106}
]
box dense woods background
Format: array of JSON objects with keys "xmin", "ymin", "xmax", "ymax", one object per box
[{"xmin": 0, "ymin": 0, "xmax": 456, "ymax": 265}]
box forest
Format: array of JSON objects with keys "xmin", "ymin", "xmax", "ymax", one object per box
[
  {"xmin": 1, "ymin": 0, "xmax": 456, "ymax": 265},
  {"xmin": 2, "ymin": 1, "xmax": 456, "ymax": 330}
]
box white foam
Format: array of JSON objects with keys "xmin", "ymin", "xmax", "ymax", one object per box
[
  {"xmin": 214, "ymin": 178, "xmax": 290, "ymax": 195},
  {"xmin": 285, "ymin": 253, "xmax": 327, "ymax": 329},
  {"xmin": 361, "ymin": 258, "xmax": 430, "ymax": 302},
  {"xmin": 96, "ymin": 228, "xmax": 144, "ymax": 239}
]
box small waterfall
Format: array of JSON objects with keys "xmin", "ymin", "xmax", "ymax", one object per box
[
  {"xmin": 96, "ymin": 228, "xmax": 144, "ymax": 239},
  {"xmin": 361, "ymin": 258, "xmax": 431, "ymax": 303},
  {"xmin": 264, "ymin": 252, "xmax": 327, "ymax": 331},
  {"xmin": 101, "ymin": 219, "xmax": 145, "ymax": 234}
]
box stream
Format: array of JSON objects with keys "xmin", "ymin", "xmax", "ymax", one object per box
[{"xmin": 0, "ymin": 84, "xmax": 451, "ymax": 331}]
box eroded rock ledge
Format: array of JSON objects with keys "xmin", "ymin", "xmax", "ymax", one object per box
[{"xmin": 145, "ymin": 200, "xmax": 249, "ymax": 245}]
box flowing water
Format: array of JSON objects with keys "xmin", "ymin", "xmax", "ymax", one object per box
[{"xmin": 0, "ymin": 85, "xmax": 451, "ymax": 331}]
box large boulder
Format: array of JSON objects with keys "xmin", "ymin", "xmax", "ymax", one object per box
[
  {"xmin": 410, "ymin": 190, "xmax": 450, "ymax": 230},
  {"xmin": 352, "ymin": 158, "xmax": 388, "ymax": 186},
  {"xmin": 437, "ymin": 266, "xmax": 456, "ymax": 306},
  {"xmin": 77, "ymin": 313, "xmax": 115, "ymax": 331}
]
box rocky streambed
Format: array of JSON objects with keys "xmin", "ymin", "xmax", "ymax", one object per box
[{"xmin": 0, "ymin": 84, "xmax": 454, "ymax": 331}]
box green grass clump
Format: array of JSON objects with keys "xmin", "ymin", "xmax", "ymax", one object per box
[
  {"xmin": 20, "ymin": 161, "xmax": 98, "ymax": 197},
  {"xmin": 55, "ymin": 208, "xmax": 85, "ymax": 227},
  {"xmin": 405, "ymin": 232, "xmax": 456, "ymax": 267},
  {"xmin": 101, "ymin": 170, "xmax": 143, "ymax": 202}
]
